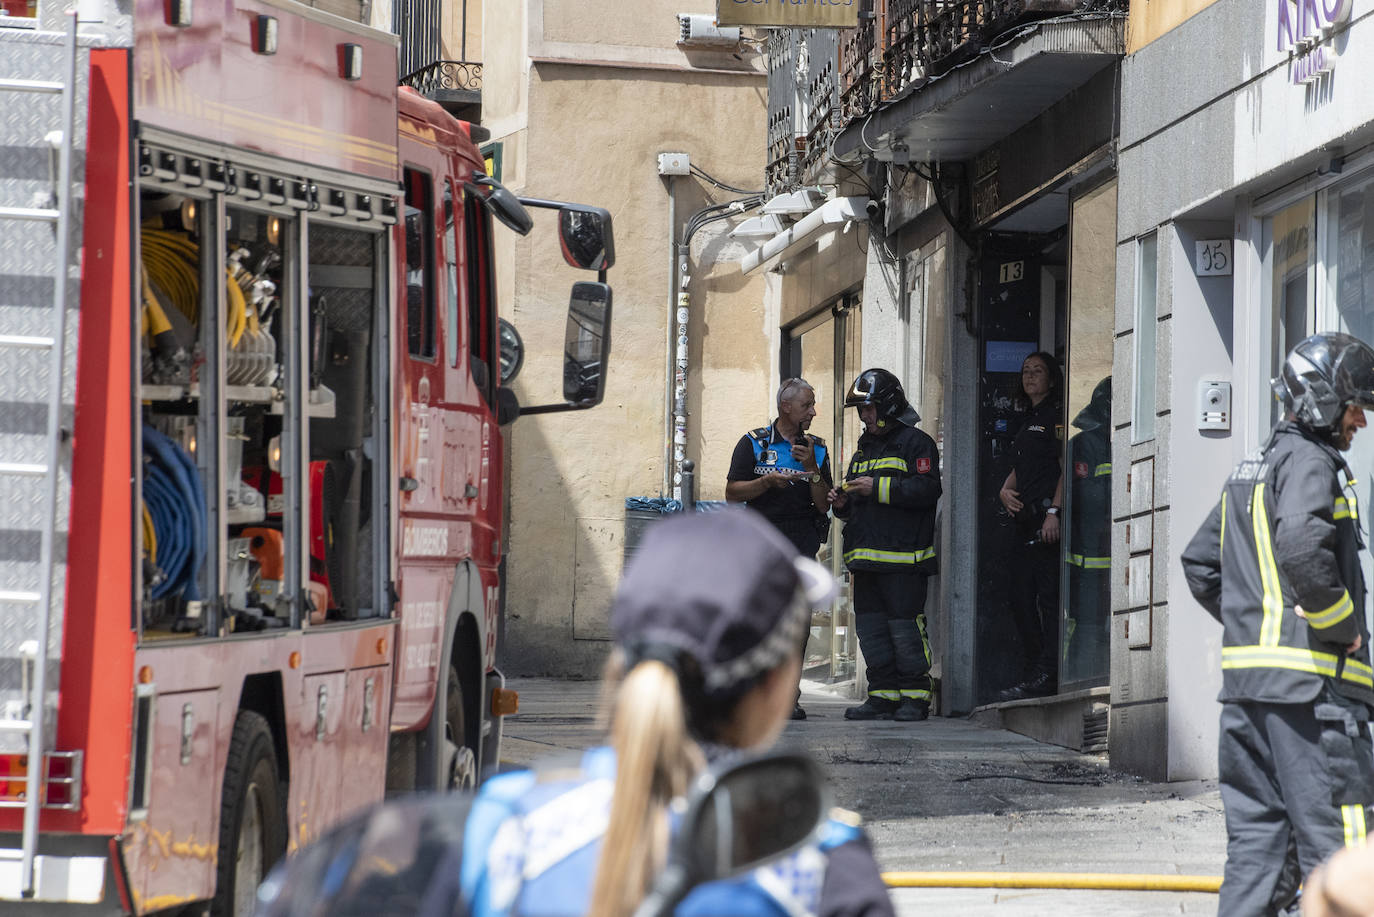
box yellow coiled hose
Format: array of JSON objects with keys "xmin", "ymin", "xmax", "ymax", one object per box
[{"xmin": 140, "ymin": 226, "xmax": 249, "ymax": 348}]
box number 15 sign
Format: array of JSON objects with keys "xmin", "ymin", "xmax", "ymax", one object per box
[{"xmin": 1195, "ymin": 240, "xmax": 1232, "ymax": 276}]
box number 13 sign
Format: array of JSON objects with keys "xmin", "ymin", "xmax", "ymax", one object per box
[{"xmin": 1195, "ymin": 240, "xmax": 1232, "ymax": 276}]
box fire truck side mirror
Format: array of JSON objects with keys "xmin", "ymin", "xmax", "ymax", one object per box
[
  {"xmin": 557, "ymin": 205, "xmax": 615, "ymax": 272},
  {"xmin": 562, "ymin": 282, "xmax": 611, "ymax": 407},
  {"xmin": 467, "ymin": 174, "xmax": 533, "ymax": 236}
]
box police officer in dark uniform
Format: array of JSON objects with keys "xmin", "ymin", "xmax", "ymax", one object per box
[
  {"xmin": 997, "ymin": 351, "xmax": 1065, "ymax": 700},
  {"xmin": 1064, "ymin": 377, "xmax": 1112, "ymax": 680},
  {"xmin": 829, "ymin": 369, "xmax": 941, "ymax": 723},
  {"xmin": 1182, "ymin": 332, "xmax": 1374, "ymax": 916},
  {"xmin": 726, "ymin": 377, "xmax": 833, "ymax": 719}
]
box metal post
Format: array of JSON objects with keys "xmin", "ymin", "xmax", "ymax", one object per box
[{"xmin": 680, "ymin": 459, "xmax": 695, "ymax": 511}]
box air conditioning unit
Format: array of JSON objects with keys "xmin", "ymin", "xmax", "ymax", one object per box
[{"xmin": 677, "ymin": 13, "xmax": 741, "ymax": 48}]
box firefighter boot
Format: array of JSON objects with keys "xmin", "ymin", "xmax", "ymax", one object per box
[
  {"xmin": 894, "ymin": 697, "xmax": 929, "ymax": 721},
  {"xmin": 844, "ymin": 696, "xmax": 899, "ymax": 720}
]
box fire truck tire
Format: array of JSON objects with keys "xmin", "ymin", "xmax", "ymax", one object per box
[
  {"xmin": 212, "ymin": 710, "xmax": 286, "ymax": 917},
  {"xmin": 440, "ymin": 662, "xmax": 479, "ymax": 791}
]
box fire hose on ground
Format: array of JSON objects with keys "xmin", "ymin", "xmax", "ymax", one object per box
[{"xmin": 881, "ymin": 872, "xmax": 1223, "ymax": 893}]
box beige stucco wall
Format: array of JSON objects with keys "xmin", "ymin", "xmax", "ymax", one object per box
[
  {"xmin": 1127, "ymin": 0, "xmax": 1220, "ymax": 52},
  {"xmin": 482, "ymin": 2, "xmax": 769, "ymax": 673}
]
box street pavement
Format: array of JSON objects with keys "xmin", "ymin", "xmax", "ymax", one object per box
[{"xmin": 499, "ymin": 677, "xmax": 1228, "ymax": 916}]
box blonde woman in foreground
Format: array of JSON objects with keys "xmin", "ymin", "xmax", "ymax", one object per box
[{"xmin": 459, "ymin": 508, "xmax": 895, "ymax": 917}]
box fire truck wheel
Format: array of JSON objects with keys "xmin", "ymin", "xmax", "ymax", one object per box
[
  {"xmin": 212, "ymin": 710, "xmax": 286, "ymax": 917},
  {"xmin": 443, "ymin": 663, "xmax": 478, "ymax": 791}
]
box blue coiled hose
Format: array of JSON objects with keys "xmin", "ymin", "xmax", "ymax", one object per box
[{"xmin": 142, "ymin": 424, "xmax": 206, "ymax": 600}]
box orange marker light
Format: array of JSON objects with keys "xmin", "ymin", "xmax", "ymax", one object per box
[
  {"xmin": 375, "ymin": 638, "xmax": 388, "ymax": 656},
  {"xmin": 491, "ymin": 687, "xmax": 519, "ymax": 717},
  {"xmin": 137, "ymin": 666, "xmax": 154, "ymax": 684},
  {"xmin": 289, "ymin": 652, "xmax": 301, "ymax": 669}
]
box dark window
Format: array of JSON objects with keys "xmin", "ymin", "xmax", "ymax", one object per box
[
  {"xmin": 404, "ymin": 168, "xmax": 436, "ymax": 360},
  {"xmin": 465, "ymin": 193, "xmax": 496, "ymax": 401},
  {"xmin": 444, "ymin": 182, "xmax": 460, "ymax": 367}
]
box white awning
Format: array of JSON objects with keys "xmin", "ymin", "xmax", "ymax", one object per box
[{"xmin": 738, "ymin": 196, "xmax": 870, "ymax": 275}]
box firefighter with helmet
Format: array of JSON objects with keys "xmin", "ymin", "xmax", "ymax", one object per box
[
  {"xmin": 1182, "ymin": 332, "xmax": 1374, "ymax": 915},
  {"xmin": 829, "ymin": 369, "xmax": 941, "ymax": 721}
]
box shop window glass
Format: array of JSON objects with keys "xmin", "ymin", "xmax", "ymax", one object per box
[
  {"xmin": 1263, "ymin": 199, "xmax": 1314, "ymax": 426},
  {"xmin": 1062, "ymin": 179, "xmax": 1117, "ymax": 689},
  {"xmin": 1324, "ymin": 174, "xmax": 1374, "ymax": 551}
]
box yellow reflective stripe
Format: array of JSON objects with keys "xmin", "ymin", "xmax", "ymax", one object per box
[
  {"xmin": 1066, "ymin": 553, "xmax": 1083, "ymax": 567},
  {"xmin": 1334, "ymin": 497, "xmax": 1355, "ymax": 521},
  {"xmin": 844, "ymin": 547, "xmax": 935, "ymax": 565},
  {"xmin": 845, "ymin": 548, "xmax": 915, "ymax": 565},
  {"xmin": 1082, "ymin": 556, "xmax": 1111, "ymax": 570},
  {"xmin": 1343, "ymin": 805, "xmax": 1367, "ymax": 847},
  {"xmin": 1095, "ymin": 463, "xmax": 1112, "ymax": 477},
  {"xmin": 851, "ymin": 457, "xmax": 909, "ymax": 474},
  {"xmin": 870, "ymin": 690, "xmax": 900, "ymax": 700},
  {"xmin": 878, "ymin": 477, "xmax": 891, "ymax": 504},
  {"xmin": 1221, "ymin": 645, "xmax": 1374, "ymax": 689},
  {"xmin": 1306, "ymin": 592, "xmax": 1355, "ymax": 630},
  {"xmin": 1252, "ymin": 483, "xmax": 1284, "ymax": 647},
  {"xmin": 899, "ymin": 689, "xmax": 931, "ymax": 701},
  {"xmin": 1220, "ymin": 492, "xmax": 1227, "ymax": 555}
]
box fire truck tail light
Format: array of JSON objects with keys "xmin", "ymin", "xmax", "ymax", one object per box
[
  {"xmin": 0, "ymin": 752, "xmax": 82, "ymax": 810},
  {"xmin": 491, "ymin": 687, "xmax": 518, "ymax": 717}
]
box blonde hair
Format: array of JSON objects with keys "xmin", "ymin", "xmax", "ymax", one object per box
[{"xmin": 588, "ymin": 656, "xmax": 704, "ymax": 917}]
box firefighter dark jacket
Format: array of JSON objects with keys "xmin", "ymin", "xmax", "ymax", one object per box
[
  {"xmin": 835, "ymin": 419, "xmax": 941, "ymax": 575},
  {"xmin": 1182, "ymin": 421, "xmax": 1374, "ymax": 706}
]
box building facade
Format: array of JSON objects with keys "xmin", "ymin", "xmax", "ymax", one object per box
[
  {"xmin": 751, "ymin": 1, "xmax": 1126, "ymax": 742},
  {"xmin": 482, "ymin": 0, "xmax": 774, "ymax": 675},
  {"xmin": 1114, "ymin": 0, "xmax": 1374, "ymax": 778}
]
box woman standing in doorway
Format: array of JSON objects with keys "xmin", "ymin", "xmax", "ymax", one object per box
[{"xmin": 997, "ymin": 351, "xmax": 1065, "ymax": 700}]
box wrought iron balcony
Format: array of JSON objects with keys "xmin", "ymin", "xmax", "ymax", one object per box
[
  {"xmin": 401, "ymin": 60, "xmax": 483, "ymax": 119},
  {"xmin": 765, "ymin": 29, "xmax": 842, "ymax": 195},
  {"xmin": 838, "ymin": 0, "xmax": 1125, "ymax": 123}
]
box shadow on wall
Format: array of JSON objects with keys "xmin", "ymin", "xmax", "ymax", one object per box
[{"xmin": 501, "ymin": 414, "xmax": 618, "ymax": 678}]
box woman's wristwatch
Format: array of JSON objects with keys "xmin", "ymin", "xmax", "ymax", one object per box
[{"xmin": 1045, "ymin": 506, "xmax": 1061, "ymax": 516}]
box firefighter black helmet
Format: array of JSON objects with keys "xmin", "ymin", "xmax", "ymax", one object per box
[
  {"xmin": 845, "ymin": 368, "xmax": 910, "ymax": 420},
  {"xmin": 1274, "ymin": 332, "xmax": 1374, "ymax": 435}
]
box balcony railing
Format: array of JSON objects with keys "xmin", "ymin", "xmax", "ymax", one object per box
[
  {"xmin": 401, "ymin": 60, "xmax": 484, "ymax": 95},
  {"xmin": 765, "ymin": 29, "xmax": 841, "ymax": 195},
  {"xmin": 838, "ymin": 0, "xmax": 1124, "ymax": 122}
]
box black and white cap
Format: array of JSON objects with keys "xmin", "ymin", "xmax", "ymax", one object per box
[{"xmin": 611, "ymin": 508, "xmax": 836, "ymax": 696}]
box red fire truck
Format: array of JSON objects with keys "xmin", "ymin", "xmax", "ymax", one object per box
[{"xmin": 0, "ymin": 1, "xmax": 612, "ymax": 914}]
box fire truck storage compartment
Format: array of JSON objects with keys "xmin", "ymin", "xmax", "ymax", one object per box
[{"xmin": 137, "ymin": 177, "xmax": 384, "ymax": 636}]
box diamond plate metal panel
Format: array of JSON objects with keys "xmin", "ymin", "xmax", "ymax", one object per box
[{"xmin": 0, "ymin": 30, "xmax": 91, "ymax": 750}]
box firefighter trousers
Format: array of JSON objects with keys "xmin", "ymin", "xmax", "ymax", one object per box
[
  {"xmin": 1218, "ymin": 695, "xmax": 1374, "ymax": 916},
  {"xmin": 851, "ymin": 571, "xmax": 932, "ymax": 706}
]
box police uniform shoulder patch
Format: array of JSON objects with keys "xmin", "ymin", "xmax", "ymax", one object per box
[
  {"xmin": 1075, "ymin": 461, "xmax": 1089, "ymax": 479},
  {"xmin": 916, "ymin": 457, "xmax": 931, "ymax": 473}
]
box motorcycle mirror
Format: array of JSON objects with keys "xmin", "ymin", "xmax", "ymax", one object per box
[{"xmin": 633, "ymin": 752, "xmax": 829, "ymax": 917}]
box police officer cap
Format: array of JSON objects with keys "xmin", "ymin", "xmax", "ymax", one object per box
[{"xmin": 611, "ymin": 509, "xmax": 835, "ymax": 696}]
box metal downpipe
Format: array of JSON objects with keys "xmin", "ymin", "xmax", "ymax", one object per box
[{"xmin": 663, "ymin": 177, "xmax": 676, "ymax": 497}]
